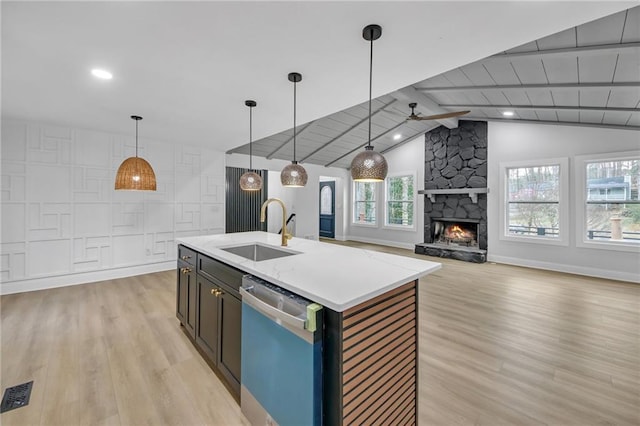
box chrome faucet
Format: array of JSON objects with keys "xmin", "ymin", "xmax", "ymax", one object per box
[{"xmin": 260, "ymin": 198, "xmax": 292, "ymax": 247}]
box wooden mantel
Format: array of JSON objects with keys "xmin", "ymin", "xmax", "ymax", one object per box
[{"xmin": 418, "ymin": 188, "xmax": 489, "ymax": 203}]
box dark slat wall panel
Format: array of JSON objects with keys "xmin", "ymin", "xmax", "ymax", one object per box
[
  {"xmin": 340, "ymin": 281, "xmax": 418, "ymax": 426},
  {"xmin": 225, "ymin": 167, "xmax": 268, "ymax": 233}
]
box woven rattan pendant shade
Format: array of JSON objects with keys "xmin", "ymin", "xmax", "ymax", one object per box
[
  {"xmin": 115, "ymin": 115, "xmax": 157, "ymax": 191},
  {"xmin": 115, "ymin": 157, "xmax": 157, "ymax": 190}
]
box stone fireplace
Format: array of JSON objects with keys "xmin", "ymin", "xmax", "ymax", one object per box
[{"xmin": 415, "ymin": 121, "xmax": 488, "ymax": 263}]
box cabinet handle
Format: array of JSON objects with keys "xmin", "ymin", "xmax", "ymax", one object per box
[
  {"xmin": 181, "ymin": 255, "xmax": 191, "ymax": 261},
  {"xmin": 210, "ymin": 288, "xmax": 223, "ymax": 297},
  {"xmin": 211, "ymin": 288, "xmax": 216, "ymax": 295},
  {"xmin": 180, "ymin": 267, "xmax": 192, "ymax": 274}
]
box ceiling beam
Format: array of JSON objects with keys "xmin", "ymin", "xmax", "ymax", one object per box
[
  {"xmin": 417, "ymin": 82, "xmax": 640, "ymax": 93},
  {"xmin": 488, "ymin": 41, "xmax": 640, "ymax": 60},
  {"xmin": 324, "ymin": 121, "xmax": 406, "ymax": 168},
  {"xmin": 265, "ymin": 121, "xmax": 316, "ymax": 159},
  {"xmin": 299, "ymin": 99, "xmax": 397, "ymax": 163},
  {"xmin": 392, "ymin": 86, "xmax": 458, "ymax": 129},
  {"xmin": 439, "ymin": 104, "xmax": 640, "ymax": 113},
  {"xmin": 465, "ymin": 116, "xmax": 640, "ymax": 131}
]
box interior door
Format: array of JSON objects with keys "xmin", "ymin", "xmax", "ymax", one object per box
[{"xmin": 319, "ymin": 181, "xmax": 335, "ymax": 238}]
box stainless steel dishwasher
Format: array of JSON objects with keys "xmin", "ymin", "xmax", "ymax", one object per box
[{"xmin": 240, "ymin": 275, "xmax": 323, "ymax": 426}]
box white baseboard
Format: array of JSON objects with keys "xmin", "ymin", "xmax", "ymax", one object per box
[
  {"xmin": 346, "ymin": 236, "xmax": 416, "ymax": 251},
  {"xmin": 1, "ymin": 261, "xmax": 176, "ymax": 295},
  {"xmin": 487, "ymin": 254, "xmax": 640, "ymax": 284}
]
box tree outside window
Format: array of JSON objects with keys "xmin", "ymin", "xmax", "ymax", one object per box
[
  {"xmin": 585, "ymin": 158, "xmax": 639, "ymax": 243},
  {"xmin": 506, "ymin": 165, "xmax": 560, "ymax": 238},
  {"xmin": 353, "ymin": 181, "xmax": 376, "ymax": 224},
  {"xmin": 386, "ymin": 175, "xmax": 414, "ymax": 227}
]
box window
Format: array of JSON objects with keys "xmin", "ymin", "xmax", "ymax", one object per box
[
  {"xmin": 385, "ymin": 174, "xmax": 414, "ymax": 227},
  {"xmin": 500, "ymin": 158, "xmax": 568, "ymax": 245},
  {"xmin": 577, "ymin": 152, "xmax": 640, "ymax": 251},
  {"xmin": 353, "ymin": 181, "xmax": 376, "ymax": 225}
]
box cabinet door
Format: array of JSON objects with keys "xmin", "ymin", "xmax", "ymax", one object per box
[
  {"xmin": 217, "ymin": 290, "xmax": 242, "ymax": 394},
  {"xmin": 177, "ymin": 261, "xmax": 196, "ymax": 339},
  {"xmin": 196, "ymin": 276, "xmax": 219, "ymax": 363}
]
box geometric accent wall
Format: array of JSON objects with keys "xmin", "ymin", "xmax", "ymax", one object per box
[{"xmin": 1, "ymin": 119, "xmax": 225, "ymax": 289}]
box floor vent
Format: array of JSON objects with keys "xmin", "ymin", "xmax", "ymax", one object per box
[{"xmin": 1, "ymin": 381, "xmax": 33, "ymax": 413}]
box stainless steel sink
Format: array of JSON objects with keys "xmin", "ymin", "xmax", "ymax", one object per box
[{"xmin": 221, "ymin": 243, "xmax": 299, "ymax": 262}]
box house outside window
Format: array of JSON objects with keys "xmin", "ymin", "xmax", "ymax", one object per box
[
  {"xmin": 385, "ymin": 174, "xmax": 414, "ymax": 228},
  {"xmin": 576, "ymin": 152, "xmax": 640, "ymax": 251},
  {"xmin": 353, "ymin": 181, "xmax": 376, "ymax": 225},
  {"xmin": 500, "ymin": 158, "xmax": 568, "ymax": 245}
]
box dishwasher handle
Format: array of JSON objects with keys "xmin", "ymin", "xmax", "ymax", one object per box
[{"xmin": 240, "ymin": 286, "xmax": 307, "ymax": 333}]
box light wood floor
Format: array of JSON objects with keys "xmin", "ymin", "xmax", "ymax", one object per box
[{"xmin": 1, "ymin": 243, "xmax": 638, "ymax": 425}]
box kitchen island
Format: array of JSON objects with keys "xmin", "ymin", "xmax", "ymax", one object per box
[{"xmin": 176, "ymin": 231, "xmax": 441, "ymax": 425}]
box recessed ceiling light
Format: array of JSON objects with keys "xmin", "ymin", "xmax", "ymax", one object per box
[
  {"xmin": 91, "ymin": 69, "xmax": 113, "ymax": 80},
  {"xmin": 502, "ymin": 111, "xmax": 514, "ymax": 117},
  {"xmin": 393, "ymin": 133, "xmax": 402, "ymax": 140}
]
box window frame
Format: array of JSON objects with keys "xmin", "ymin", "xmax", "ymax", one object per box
[
  {"xmin": 575, "ymin": 150, "xmax": 640, "ymax": 253},
  {"xmin": 352, "ymin": 180, "xmax": 378, "ymax": 227},
  {"xmin": 383, "ymin": 172, "xmax": 416, "ymax": 231},
  {"xmin": 499, "ymin": 157, "xmax": 569, "ymax": 246}
]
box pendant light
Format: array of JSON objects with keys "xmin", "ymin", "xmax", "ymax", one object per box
[
  {"xmin": 239, "ymin": 100, "xmax": 263, "ymax": 191},
  {"xmin": 114, "ymin": 115, "xmax": 157, "ymax": 191},
  {"xmin": 350, "ymin": 24, "xmax": 388, "ymax": 182},
  {"xmin": 280, "ymin": 72, "xmax": 308, "ymax": 187}
]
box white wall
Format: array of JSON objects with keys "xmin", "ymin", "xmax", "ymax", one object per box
[
  {"xmin": 225, "ymin": 154, "xmax": 350, "ymax": 240},
  {"xmin": 347, "ymin": 135, "xmax": 425, "ymax": 250},
  {"xmin": 488, "ymin": 121, "xmax": 640, "ymax": 282},
  {"xmin": 1, "ymin": 118, "xmax": 226, "ymax": 294}
]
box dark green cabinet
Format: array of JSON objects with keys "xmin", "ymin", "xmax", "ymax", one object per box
[
  {"xmin": 177, "ymin": 246, "xmax": 197, "ymax": 339},
  {"xmin": 177, "ymin": 244, "xmax": 243, "ymax": 398},
  {"xmin": 195, "ymin": 276, "xmax": 219, "ymax": 362}
]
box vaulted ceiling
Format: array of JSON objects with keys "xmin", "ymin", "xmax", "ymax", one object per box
[
  {"xmin": 2, "ymin": 1, "xmax": 636, "ymax": 163},
  {"xmin": 231, "ymin": 6, "xmax": 640, "ymax": 169}
]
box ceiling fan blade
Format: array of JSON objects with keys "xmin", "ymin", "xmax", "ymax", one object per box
[{"xmin": 413, "ymin": 110, "xmax": 470, "ymax": 120}]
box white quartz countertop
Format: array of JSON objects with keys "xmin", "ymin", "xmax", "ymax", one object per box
[{"xmin": 177, "ymin": 232, "xmax": 441, "ymax": 312}]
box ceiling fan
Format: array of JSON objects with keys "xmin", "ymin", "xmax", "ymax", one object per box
[{"xmin": 405, "ymin": 102, "xmax": 469, "ymax": 121}]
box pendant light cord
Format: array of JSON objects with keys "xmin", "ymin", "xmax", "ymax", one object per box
[
  {"xmin": 293, "ymin": 79, "xmax": 297, "ymax": 162},
  {"xmin": 249, "ymin": 105, "xmax": 253, "ymax": 170},
  {"xmin": 135, "ymin": 119, "xmax": 139, "ymax": 157},
  {"xmin": 368, "ymin": 30, "xmax": 373, "ymax": 148}
]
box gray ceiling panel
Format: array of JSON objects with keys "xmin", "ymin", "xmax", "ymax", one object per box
[
  {"xmin": 603, "ymin": 111, "xmax": 635, "ymax": 126},
  {"xmin": 526, "ymin": 90, "xmax": 554, "ymax": 106},
  {"xmin": 441, "ymin": 68, "xmax": 474, "ymax": 86},
  {"xmin": 608, "ymin": 88, "xmax": 640, "ymax": 108},
  {"xmin": 537, "ymin": 28, "xmax": 577, "ymax": 50},
  {"xmin": 613, "ymin": 52, "xmax": 640, "ymax": 82},
  {"xmin": 577, "ymin": 11, "xmax": 626, "ymax": 46},
  {"xmin": 551, "ymin": 90, "xmax": 579, "ymax": 106},
  {"xmin": 458, "ymin": 63, "xmax": 496, "ymax": 85},
  {"xmin": 502, "ymin": 90, "xmax": 532, "ymax": 105},
  {"xmin": 535, "ymin": 110, "xmax": 560, "ymax": 121},
  {"xmin": 482, "ymin": 61, "xmax": 521, "ymax": 85},
  {"xmin": 236, "ymin": 7, "xmax": 640, "ymax": 167},
  {"xmin": 580, "ymin": 111, "xmax": 606, "ymax": 123},
  {"xmin": 579, "ymin": 88, "xmax": 611, "ymax": 107},
  {"xmin": 622, "ymin": 7, "xmax": 640, "ymax": 43},
  {"xmin": 556, "ymin": 110, "xmax": 580, "ymax": 122},
  {"xmin": 579, "ymin": 54, "xmax": 619, "ymax": 82},
  {"xmin": 510, "ymin": 58, "xmax": 549, "ymax": 84},
  {"xmin": 541, "ymin": 56, "xmax": 579, "ymax": 84}
]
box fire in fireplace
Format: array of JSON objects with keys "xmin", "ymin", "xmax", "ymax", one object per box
[{"xmin": 432, "ymin": 219, "xmax": 479, "ymax": 248}]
